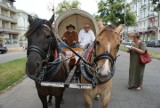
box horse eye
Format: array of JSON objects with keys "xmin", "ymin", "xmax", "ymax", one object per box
[
  {"xmin": 46, "ymin": 35, "xmax": 51, "ymax": 39},
  {"xmin": 116, "ymin": 44, "xmax": 120, "ymax": 51},
  {"xmin": 96, "ymin": 40, "xmax": 100, "ymax": 45}
]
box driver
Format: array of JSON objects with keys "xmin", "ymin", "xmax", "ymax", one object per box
[{"xmin": 60, "ymin": 24, "xmax": 79, "ymax": 48}]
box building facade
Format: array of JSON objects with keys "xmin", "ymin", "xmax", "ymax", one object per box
[
  {"xmin": 128, "ymin": 0, "xmax": 160, "ymax": 41},
  {"xmin": 0, "ymin": 0, "xmax": 18, "ymax": 47},
  {"xmin": 17, "ymin": 10, "xmax": 29, "ymax": 46}
]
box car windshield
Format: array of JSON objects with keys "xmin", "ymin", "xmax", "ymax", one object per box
[{"xmin": 150, "ymin": 40, "xmax": 155, "ymax": 43}]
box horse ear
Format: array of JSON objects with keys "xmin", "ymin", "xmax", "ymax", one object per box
[
  {"xmin": 28, "ymin": 15, "xmax": 33, "ymax": 24},
  {"xmin": 115, "ymin": 24, "xmax": 125, "ymax": 34},
  {"xmin": 49, "ymin": 14, "xmax": 55, "ymax": 25},
  {"xmin": 97, "ymin": 19, "xmax": 104, "ymax": 31}
]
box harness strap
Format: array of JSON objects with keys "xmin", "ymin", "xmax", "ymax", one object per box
[
  {"xmin": 80, "ymin": 44, "xmax": 117, "ymax": 85},
  {"xmin": 28, "ymin": 45, "xmax": 46, "ymax": 59}
]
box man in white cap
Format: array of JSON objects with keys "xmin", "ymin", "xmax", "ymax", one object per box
[{"xmin": 78, "ymin": 23, "xmax": 95, "ymax": 48}]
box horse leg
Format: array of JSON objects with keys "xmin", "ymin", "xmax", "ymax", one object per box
[
  {"xmin": 38, "ymin": 93, "xmax": 48, "ymax": 108},
  {"xmin": 101, "ymin": 92, "xmax": 111, "ymax": 108},
  {"xmin": 83, "ymin": 93, "xmax": 92, "ymax": 108},
  {"xmin": 55, "ymin": 95, "xmax": 62, "ymax": 108},
  {"xmin": 60, "ymin": 93, "xmax": 64, "ymax": 104},
  {"xmin": 48, "ymin": 95, "xmax": 52, "ymax": 106}
]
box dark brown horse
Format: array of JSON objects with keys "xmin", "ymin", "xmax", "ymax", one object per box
[{"xmin": 25, "ymin": 14, "xmax": 67, "ymax": 108}]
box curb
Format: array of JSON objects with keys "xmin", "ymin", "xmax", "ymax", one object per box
[
  {"xmin": 152, "ymin": 57, "xmax": 160, "ymax": 60},
  {"xmin": 0, "ymin": 76, "xmax": 27, "ymax": 95}
]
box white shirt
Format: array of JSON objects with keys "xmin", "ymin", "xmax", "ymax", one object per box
[{"xmin": 78, "ymin": 29, "xmax": 95, "ymax": 47}]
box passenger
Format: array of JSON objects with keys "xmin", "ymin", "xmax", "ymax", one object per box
[
  {"xmin": 60, "ymin": 24, "xmax": 79, "ymax": 48},
  {"xmin": 78, "ymin": 23, "xmax": 95, "ymax": 48}
]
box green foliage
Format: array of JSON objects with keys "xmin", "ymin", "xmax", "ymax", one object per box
[
  {"xmin": 97, "ymin": 0, "xmax": 136, "ymax": 26},
  {"xmin": 56, "ymin": 0, "xmax": 80, "ymax": 16},
  {"xmin": 0, "ymin": 58, "xmax": 26, "ymax": 92},
  {"xmin": 150, "ymin": 0, "xmax": 159, "ymax": 4},
  {"xmin": 150, "ymin": 0, "xmax": 160, "ymax": 12}
]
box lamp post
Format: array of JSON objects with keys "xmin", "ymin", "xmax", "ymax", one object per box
[{"xmin": 124, "ymin": 0, "xmax": 127, "ymax": 39}]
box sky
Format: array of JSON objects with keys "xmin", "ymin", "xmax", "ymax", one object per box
[{"xmin": 14, "ymin": 0, "xmax": 98, "ymax": 20}]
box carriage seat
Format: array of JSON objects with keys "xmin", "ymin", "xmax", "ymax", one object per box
[{"xmin": 64, "ymin": 48, "xmax": 82, "ymax": 68}]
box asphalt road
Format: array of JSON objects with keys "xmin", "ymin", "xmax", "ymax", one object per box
[
  {"xmin": 0, "ymin": 51, "xmax": 160, "ymax": 108},
  {"xmin": 0, "ymin": 52, "xmax": 26, "ymax": 63}
]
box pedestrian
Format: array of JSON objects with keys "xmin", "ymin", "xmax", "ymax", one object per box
[
  {"xmin": 78, "ymin": 23, "xmax": 95, "ymax": 48},
  {"xmin": 60, "ymin": 24, "xmax": 79, "ymax": 48},
  {"xmin": 127, "ymin": 32, "xmax": 147, "ymax": 91}
]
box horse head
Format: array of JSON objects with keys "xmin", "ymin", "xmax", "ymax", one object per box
[
  {"xmin": 93, "ymin": 24, "xmax": 124, "ymax": 81},
  {"xmin": 25, "ymin": 14, "xmax": 58, "ymax": 80}
]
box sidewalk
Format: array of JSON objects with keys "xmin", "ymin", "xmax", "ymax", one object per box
[{"xmin": 8, "ymin": 47, "xmax": 25, "ymax": 53}]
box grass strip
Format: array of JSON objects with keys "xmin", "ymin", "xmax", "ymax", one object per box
[
  {"xmin": 0, "ymin": 58, "xmax": 27, "ymax": 93},
  {"xmin": 120, "ymin": 45, "xmax": 160, "ymax": 59}
]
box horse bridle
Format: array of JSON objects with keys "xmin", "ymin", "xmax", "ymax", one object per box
[
  {"xmin": 27, "ymin": 24, "xmax": 53, "ymax": 58},
  {"xmin": 80, "ymin": 30, "xmax": 120, "ymax": 87},
  {"xmin": 93, "ymin": 30, "xmax": 120, "ymax": 66},
  {"xmin": 26, "ymin": 24, "xmax": 59, "ymax": 82}
]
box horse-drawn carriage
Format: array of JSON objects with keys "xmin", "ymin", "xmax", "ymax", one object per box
[
  {"xmin": 25, "ymin": 9, "xmax": 124, "ymax": 108},
  {"xmin": 40, "ymin": 9, "xmax": 99, "ymax": 89}
]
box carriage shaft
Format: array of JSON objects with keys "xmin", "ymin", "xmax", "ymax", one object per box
[{"xmin": 64, "ymin": 66, "xmax": 77, "ymax": 87}]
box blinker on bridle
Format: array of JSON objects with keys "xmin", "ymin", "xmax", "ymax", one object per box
[
  {"xmin": 26, "ymin": 24, "xmax": 56, "ymax": 82},
  {"xmin": 93, "ymin": 30, "xmax": 120, "ymax": 67},
  {"xmin": 80, "ymin": 30, "xmax": 120, "ymax": 87},
  {"xmin": 27, "ymin": 24, "xmax": 53, "ymax": 59}
]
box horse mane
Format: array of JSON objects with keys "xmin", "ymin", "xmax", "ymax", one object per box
[
  {"xmin": 98, "ymin": 24, "xmax": 116, "ymax": 36},
  {"xmin": 25, "ymin": 17, "xmax": 61, "ymax": 52},
  {"xmin": 25, "ymin": 18, "xmax": 47, "ymax": 37}
]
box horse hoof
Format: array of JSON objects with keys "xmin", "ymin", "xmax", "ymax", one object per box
[
  {"xmin": 61, "ymin": 99, "xmax": 64, "ymax": 104},
  {"xmin": 48, "ymin": 102, "xmax": 52, "ymax": 106},
  {"xmin": 95, "ymin": 94, "xmax": 100, "ymax": 101}
]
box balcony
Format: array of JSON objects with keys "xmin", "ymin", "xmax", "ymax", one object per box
[
  {"xmin": 0, "ymin": 2, "xmax": 17, "ymax": 13},
  {"xmin": 147, "ymin": 12, "xmax": 158, "ymax": 18},
  {"xmin": 0, "ymin": 27, "xmax": 19, "ymax": 34},
  {"xmin": 147, "ymin": 26, "xmax": 158, "ymax": 31},
  {"xmin": 0, "ymin": 14, "xmax": 17, "ymax": 23},
  {"xmin": 140, "ymin": 4, "xmax": 146, "ymax": 9}
]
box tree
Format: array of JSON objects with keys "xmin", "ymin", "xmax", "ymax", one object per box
[
  {"xmin": 150, "ymin": 0, "xmax": 160, "ymax": 12},
  {"xmin": 97, "ymin": 0, "xmax": 136, "ymax": 26},
  {"xmin": 150, "ymin": 0, "xmax": 160, "ymax": 26},
  {"xmin": 56, "ymin": 0, "xmax": 80, "ymax": 16}
]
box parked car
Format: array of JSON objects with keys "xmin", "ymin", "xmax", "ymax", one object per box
[
  {"xmin": 122, "ymin": 40, "xmax": 132, "ymax": 45},
  {"xmin": 146, "ymin": 40, "xmax": 156, "ymax": 47},
  {"xmin": 155, "ymin": 40, "xmax": 160, "ymax": 47},
  {"xmin": 0, "ymin": 46, "xmax": 8, "ymax": 54}
]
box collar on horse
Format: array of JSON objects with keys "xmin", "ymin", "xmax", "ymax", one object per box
[{"xmin": 80, "ymin": 43, "xmax": 117, "ymax": 86}]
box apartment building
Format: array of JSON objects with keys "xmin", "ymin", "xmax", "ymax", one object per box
[
  {"xmin": 128, "ymin": 0, "xmax": 160, "ymax": 41},
  {"xmin": 0, "ymin": 0, "xmax": 18, "ymax": 46},
  {"xmin": 17, "ymin": 9, "xmax": 29, "ymax": 46}
]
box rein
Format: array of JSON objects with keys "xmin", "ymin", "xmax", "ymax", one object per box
[{"xmin": 56, "ymin": 37, "xmax": 93, "ymax": 66}]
